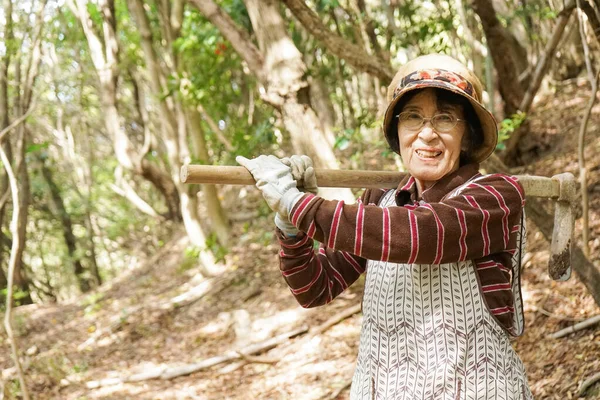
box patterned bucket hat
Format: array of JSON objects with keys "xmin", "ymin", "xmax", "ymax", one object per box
[{"xmin": 383, "ymin": 54, "xmax": 498, "ymax": 163}]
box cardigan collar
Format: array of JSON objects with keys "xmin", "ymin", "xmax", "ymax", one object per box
[{"xmin": 395, "ymin": 163, "xmax": 481, "ymax": 206}]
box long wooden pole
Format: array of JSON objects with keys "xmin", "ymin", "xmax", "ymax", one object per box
[{"xmin": 180, "ymin": 164, "xmax": 563, "ymax": 199}]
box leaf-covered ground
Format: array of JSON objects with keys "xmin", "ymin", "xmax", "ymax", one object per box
[{"xmin": 2, "ymin": 79, "xmax": 600, "ymax": 399}]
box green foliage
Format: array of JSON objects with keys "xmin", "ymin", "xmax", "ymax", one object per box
[
  {"xmin": 204, "ymin": 233, "xmax": 229, "ymax": 263},
  {"xmin": 231, "ymin": 120, "xmax": 278, "ymax": 162},
  {"xmin": 497, "ymin": 112, "xmax": 527, "ymax": 150},
  {"xmin": 260, "ymin": 231, "xmax": 274, "ymax": 246},
  {"xmin": 315, "ymin": 0, "xmax": 340, "ymax": 12},
  {"xmin": 83, "ymin": 293, "xmax": 104, "ymax": 317},
  {"xmin": 6, "ymin": 379, "xmax": 22, "ymax": 399},
  {"xmin": 394, "ymin": 1, "xmax": 454, "ymax": 54},
  {"xmin": 515, "ymin": 3, "xmax": 557, "ymax": 21},
  {"xmin": 173, "ymin": 7, "xmax": 277, "ymax": 162},
  {"xmin": 181, "ymin": 236, "xmax": 228, "ymax": 271},
  {"xmin": 178, "ymin": 250, "xmax": 199, "ymax": 274},
  {"xmin": 334, "ymin": 128, "xmax": 360, "ymax": 151},
  {"xmin": 0, "ymin": 287, "xmax": 32, "ymax": 309},
  {"xmin": 26, "ymin": 141, "xmax": 50, "ymax": 155}
]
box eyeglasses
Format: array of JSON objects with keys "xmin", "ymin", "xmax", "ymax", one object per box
[{"xmin": 395, "ymin": 111, "xmax": 464, "ymax": 132}]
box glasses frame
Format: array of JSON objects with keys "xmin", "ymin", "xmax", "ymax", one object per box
[{"xmin": 395, "ymin": 111, "xmax": 465, "ymax": 133}]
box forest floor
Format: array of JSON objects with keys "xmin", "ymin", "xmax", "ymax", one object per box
[{"xmin": 2, "ymin": 78, "xmax": 600, "ymax": 400}]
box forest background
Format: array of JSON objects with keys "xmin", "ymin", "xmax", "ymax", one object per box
[{"xmin": 1, "ymin": 0, "xmax": 600, "ymax": 399}]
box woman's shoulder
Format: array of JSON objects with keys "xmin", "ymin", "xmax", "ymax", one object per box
[
  {"xmin": 475, "ymin": 173, "xmax": 525, "ymax": 197},
  {"xmin": 446, "ymin": 172, "xmax": 525, "ymax": 206}
]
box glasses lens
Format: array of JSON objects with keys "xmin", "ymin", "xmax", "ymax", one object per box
[
  {"xmin": 432, "ymin": 114, "xmax": 456, "ymax": 132},
  {"xmin": 399, "ymin": 112, "xmax": 423, "ymax": 129}
]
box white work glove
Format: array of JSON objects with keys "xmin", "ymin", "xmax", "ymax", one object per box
[
  {"xmin": 236, "ymin": 155, "xmax": 304, "ymax": 221},
  {"xmin": 280, "ymin": 155, "xmax": 318, "ymax": 195},
  {"xmin": 275, "ymin": 155, "xmax": 318, "ymax": 236}
]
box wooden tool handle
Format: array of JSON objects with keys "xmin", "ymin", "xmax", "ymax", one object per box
[
  {"xmin": 180, "ymin": 165, "xmax": 404, "ymax": 189},
  {"xmin": 180, "ymin": 164, "xmax": 567, "ymax": 198}
]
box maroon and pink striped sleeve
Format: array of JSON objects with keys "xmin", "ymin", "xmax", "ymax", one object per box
[
  {"xmin": 289, "ymin": 174, "xmax": 525, "ymax": 265},
  {"xmin": 277, "ymin": 189, "xmax": 386, "ymax": 308}
]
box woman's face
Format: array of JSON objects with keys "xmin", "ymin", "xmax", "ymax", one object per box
[{"xmin": 397, "ymin": 88, "xmax": 466, "ymax": 192}]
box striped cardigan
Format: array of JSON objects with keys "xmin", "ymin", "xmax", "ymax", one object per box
[{"xmin": 277, "ymin": 163, "xmax": 526, "ymax": 335}]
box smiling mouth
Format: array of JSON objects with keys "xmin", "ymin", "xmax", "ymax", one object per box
[{"xmin": 415, "ymin": 149, "xmax": 442, "ymax": 159}]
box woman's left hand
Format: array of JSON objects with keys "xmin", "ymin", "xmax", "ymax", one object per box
[
  {"xmin": 236, "ymin": 155, "xmax": 304, "ymax": 219},
  {"xmin": 280, "ymin": 155, "xmax": 318, "ymax": 195}
]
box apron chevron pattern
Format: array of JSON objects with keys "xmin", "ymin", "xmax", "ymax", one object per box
[{"xmin": 349, "ymin": 189, "xmax": 532, "ymax": 400}]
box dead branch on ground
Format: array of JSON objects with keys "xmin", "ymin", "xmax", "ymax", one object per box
[
  {"xmin": 550, "ymin": 315, "xmax": 600, "ymax": 339},
  {"xmin": 578, "ymin": 371, "xmax": 600, "ymax": 396},
  {"xmin": 85, "ymin": 325, "xmax": 308, "ymax": 388},
  {"xmin": 235, "ymin": 351, "xmax": 280, "ymax": 364}
]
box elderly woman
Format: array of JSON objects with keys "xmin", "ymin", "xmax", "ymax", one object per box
[{"xmin": 237, "ymin": 54, "xmax": 532, "ymax": 399}]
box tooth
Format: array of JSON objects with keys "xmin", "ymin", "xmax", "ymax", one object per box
[{"xmin": 417, "ymin": 150, "xmax": 438, "ymax": 157}]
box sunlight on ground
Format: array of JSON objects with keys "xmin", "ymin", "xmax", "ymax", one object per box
[
  {"xmin": 257, "ymin": 358, "xmax": 355, "ymax": 399},
  {"xmin": 170, "ymin": 277, "xmax": 212, "ymax": 306},
  {"xmin": 328, "ymin": 317, "xmax": 362, "ymax": 338},
  {"xmin": 198, "ymin": 312, "xmax": 232, "ymax": 335},
  {"xmin": 86, "ymin": 380, "xmax": 210, "ymax": 400},
  {"xmin": 251, "ymin": 308, "xmax": 307, "ymax": 341}
]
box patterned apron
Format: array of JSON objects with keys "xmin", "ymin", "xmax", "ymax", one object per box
[{"xmin": 349, "ymin": 189, "xmax": 533, "ymax": 400}]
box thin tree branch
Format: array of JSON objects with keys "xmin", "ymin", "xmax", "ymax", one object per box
[
  {"xmin": 518, "ymin": 0, "xmax": 577, "ymax": 114},
  {"xmin": 188, "ymin": 0, "xmax": 265, "ymax": 80},
  {"xmin": 197, "ymin": 105, "xmax": 234, "ymax": 152},
  {"xmin": 1, "ymin": 134, "xmax": 30, "ymax": 400},
  {"xmin": 280, "ymin": 0, "xmax": 394, "ymax": 83},
  {"xmin": 575, "ymin": 3, "xmax": 599, "ymax": 257},
  {"xmin": 0, "ymin": 97, "xmax": 36, "ymax": 142},
  {"xmin": 454, "ymin": 0, "xmax": 488, "ymax": 57},
  {"xmin": 502, "ymin": 0, "xmax": 577, "ymax": 157}
]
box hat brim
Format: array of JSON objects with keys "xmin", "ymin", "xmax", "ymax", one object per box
[{"xmin": 383, "ymin": 80, "xmax": 498, "ymax": 163}]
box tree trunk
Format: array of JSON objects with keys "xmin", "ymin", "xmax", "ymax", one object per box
[
  {"xmin": 12, "ymin": 128, "xmax": 33, "ymax": 305},
  {"xmin": 193, "ymin": 0, "xmax": 354, "ymax": 202},
  {"xmin": 83, "ymin": 210, "xmax": 102, "ymax": 286},
  {"xmin": 581, "ymin": 0, "xmax": 600, "ymax": 43},
  {"xmin": 0, "ymin": 0, "xmax": 13, "ymax": 299},
  {"xmin": 302, "ymin": 39, "xmax": 337, "ymax": 147},
  {"xmin": 129, "ymin": 0, "xmax": 229, "ymax": 248},
  {"xmin": 0, "ymin": 263, "xmax": 6, "ymax": 290},
  {"xmin": 549, "ymin": 13, "xmax": 585, "ymax": 80},
  {"xmin": 472, "ymin": 0, "xmax": 525, "ymax": 115},
  {"xmin": 0, "ymin": 140, "xmax": 31, "ymax": 398},
  {"xmin": 186, "ymin": 109, "xmax": 231, "ymax": 246},
  {"xmin": 71, "ymin": 0, "xmax": 181, "ymax": 221},
  {"xmin": 4, "ymin": 0, "xmax": 48, "ymax": 305},
  {"xmin": 40, "ymin": 157, "xmax": 92, "ymax": 292},
  {"xmin": 0, "ymin": 0, "xmax": 11, "ymax": 130},
  {"xmin": 244, "ymin": 0, "xmax": 354, "ymax": 201},
  {"xmin": 490, "ymin": 0, "xmax": 529, "ymax": 73},
  {"xmin": 502, "ymin": 0, "xmax": 576, "ymax": 162},
  {"xmin": 308, "ymin": 75, "xmax": 337, "ymax": 147}
]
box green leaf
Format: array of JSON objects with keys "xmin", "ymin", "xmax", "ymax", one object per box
[{"xmin": 26, "ymin": 142, "xmax": 50, "ymax": 154}]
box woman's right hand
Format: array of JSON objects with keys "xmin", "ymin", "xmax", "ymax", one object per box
[{"xmin": 280, "ymin": 155, "xmax": 318, "ymax": 195}]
